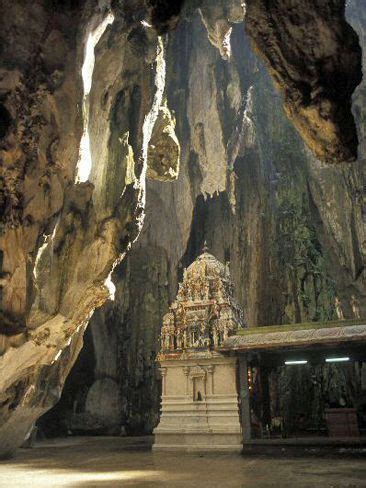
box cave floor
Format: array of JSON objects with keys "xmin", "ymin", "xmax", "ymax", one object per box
[{"xmin": 1, "ymin": 436, "xmax": 366, "ymax": 487}]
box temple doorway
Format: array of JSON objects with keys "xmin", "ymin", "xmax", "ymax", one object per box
[{"xmin": 248, "ymin": 359, "xmax": 366, "ymax": 439}]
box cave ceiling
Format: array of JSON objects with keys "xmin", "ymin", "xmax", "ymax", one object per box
[{"xmin": 146, "ymin": 0, "xmax": 363, "ymax": 163}]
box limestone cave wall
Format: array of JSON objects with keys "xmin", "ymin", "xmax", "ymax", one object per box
[
  {"xmin": 0, "ymin": 0, "xmax": 181, "ymax": 456},
  {"xmin": 45, "ymin": 1, "xmax": 365, "ymax": 436}
]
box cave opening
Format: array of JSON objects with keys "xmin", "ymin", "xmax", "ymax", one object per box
[
  {"xmin": 0, "ymin": 0, "xmax": 366, "ymax": 480},
  {"xmin": 0, "ymin": 103, "xmax": 11, "ymax": 139},
  {"xmin": 36, "ymin": 0, "xmax": 366, "ymax": 446}
]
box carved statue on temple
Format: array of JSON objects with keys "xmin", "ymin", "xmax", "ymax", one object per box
[
  {"xmin": 335, "ymin": 296, "xmax": 344, "ymax": 320},
  {"xmin": 350, "ymin": 295, "xmax": 361, "ymax": 319},
  {"xmin": 176, "ymin": 328, "xmax": 183, "ymax": 349}
]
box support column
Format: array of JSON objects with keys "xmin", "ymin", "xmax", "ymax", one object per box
[
  {"xmin": 160, "ymin": 367, "xmax": 167, "ymax": 396},
  {"xmin": 207, "ymin": 365, "xmax": 215, "ymax": 395},
  {"xmin": 183, "ymin": 366, "xmax": 190, "ymax": 397},
  {"xmin": 261, "ymin": 365, "xmax": 271, "ymax": 432},
  {"xmin": 238, "ymin": 355, "xmax": 251, "ymax": 442}
]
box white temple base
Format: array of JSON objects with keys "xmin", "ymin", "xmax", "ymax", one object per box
[{"xmin": 153, "ymin": 353, "xmax": 242, "ymax": 453}]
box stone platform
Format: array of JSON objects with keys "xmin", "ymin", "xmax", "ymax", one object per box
[{"xmin": 153, "ymin": 354, "xmax": 242, "ymax": 452}]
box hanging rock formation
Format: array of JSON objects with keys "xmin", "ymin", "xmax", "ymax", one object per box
[
  {"xmin": 147, "ymin": 103, "xmax": 180, "ymax": 181},
  {"xmin": 244, "ymin": 0, "xmax": 362, "ymax": 163}
]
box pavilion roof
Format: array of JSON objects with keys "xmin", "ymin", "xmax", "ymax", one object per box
[{"xmin": 221, "ymin": 318, "xmax": 366, "ymax": 352}]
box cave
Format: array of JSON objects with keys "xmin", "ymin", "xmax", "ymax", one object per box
[
  {"xmin": 0, "ymin": 0, "xmax": 366, "ymax": 485},
  {"xmin": 0, "ymin": 104, "xmax": 11, "ymax": 140}
]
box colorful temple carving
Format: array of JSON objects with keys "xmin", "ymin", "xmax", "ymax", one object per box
[{"xmin": 159, "ymin": 245, "xmax": 245, "ymax": 354}]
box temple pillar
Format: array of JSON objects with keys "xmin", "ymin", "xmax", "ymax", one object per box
[
  {"xmin": 238, "ymin": 355, "xmax": 251, "ymax": 442},
  {"xmin": 261, "ymin": 365, "xmax": 271, "ymax": 432},
  {"xmin": 207, "ymin": 365, "xmax": 215, "ymax": 394},
  {"xmin": 160, "ymin": 367, "xmax": 167, "ymax": 396}
]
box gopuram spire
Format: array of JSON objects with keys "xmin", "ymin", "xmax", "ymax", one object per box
[{"xmin": 159, "ymin": 249, "xmax": 245, "ymax": 355}]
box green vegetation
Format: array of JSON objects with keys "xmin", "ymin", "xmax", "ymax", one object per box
[{"xmin": 276, "ymin": 182, "xmax": 337, "ymax": 323}]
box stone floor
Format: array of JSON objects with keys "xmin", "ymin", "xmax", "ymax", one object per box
[{"xmin": 0, "ymin": 436, "xmax": 365, "ymax": 487}]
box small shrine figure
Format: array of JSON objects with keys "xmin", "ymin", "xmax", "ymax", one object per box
[
  {"xmin": 176, "ymin": 329, "xmax": 183, "ymax": 349},
  {"xmin": 204, "ymin": 281, "xmax": 210, "ymax": 300},
  {"xmin": 211, "ymin": 302, "xmax": 220, "ymax": 319},
  {"xmin": 163, "ymin": 327, "xmax": 170, "ymax": 351},
  {"xmin": 169, "ymin": 324, "xmax": 175, "ymax": 350},
  {"xmin": 223, "ymin": 322, "xmax": 228, "ymax": 340},
  {"xmin": 200, "ymin": 321, "xmax": 206, "ymax": 336},
  {"xmin": 335, "ymin": 296, "xmax": 344, "ymax": 320},
  {"xmin": 190, "ymin": 329, "xmax": 195, "ymax": 347},
  {"xmin": 203, "ymin": 337, "xmax": 211, "ymax": 347},
  {"xmin": 350, "ymin": 295, "xmax": 361, "ymax": 319},
  {"xmin": 213, "ymin": 325, "xmax": 219, "ymax": 347},
  {"xmin": 199, "ymin": 280, "xmax": 207, "ymax": 300},
  {"xmin": 183, "ymin": 329, "xmax": 188, "ymax": 348}
]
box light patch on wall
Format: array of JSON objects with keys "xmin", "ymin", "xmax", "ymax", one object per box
[
  {"xmin": 33, "ymin": 235, "xmax": 49, "ymax": 282},
  {"xmin": 103, "ymin": 251, "xmax": 128, "ymax": 302},
  {"xmin": 228, "ymin": 84, "xmax": 255, "ymax": 171},
  {"xmin": 141, "ymin": 19, "xmax": 152, "ymax": 28},
  {"xmin": 242, "ymin": 85, "xmax": 255, "ymax": 147},
  {"xmin": 33, "ymin": 218, "xmax": 60, "ymax": 282},
  {"xmin": 222, "ymin": 26, "xmax": 232, "ymax": 59},
  {"xmin": 53, "ymin": 349, "xmax": 63, "ymax": 363},
  {"xmin": 140, "ymin": 38, "xmax": 166, "ymax": 199},
  {"xmin": 105, "ymin": 271, "xmax": 116, "ymax": 301},
  {"xmin": 75, "ymin": 12, "xmax": 115, "ymax": 183}
]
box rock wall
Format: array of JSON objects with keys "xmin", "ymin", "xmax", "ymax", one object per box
[
  {"xmin": 0, "ymin": 0, "xmax": 180, "ymax": 456},
  {"xmin": 49, "ymin": 1, "xmax": 365, "ymax": 435}
]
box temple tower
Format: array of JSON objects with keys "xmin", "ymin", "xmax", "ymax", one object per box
[{"xmin": 153, "ymin": 247, "xmax": 245, "ymax": 452}]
